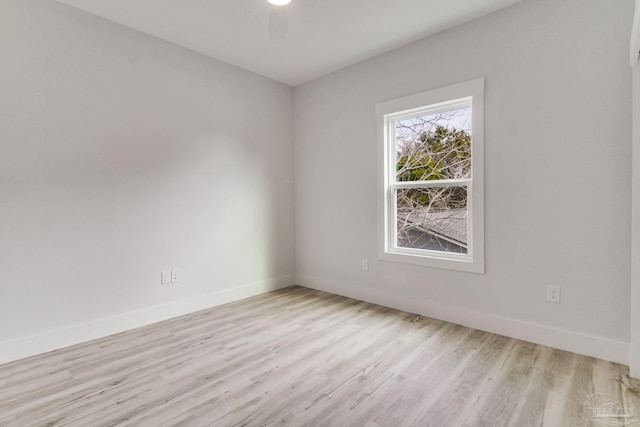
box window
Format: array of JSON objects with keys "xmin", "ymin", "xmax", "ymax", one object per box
[{"xmin": 376, "ymin": 78, "xmax": 484, "ymax": 273}]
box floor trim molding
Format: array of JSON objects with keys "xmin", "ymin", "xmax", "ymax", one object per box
[
  {"xmin": 0, "ymin": 275, "xmax": 295, "ymax": 365},
  {"xmin": 296, "ymin": 274, "xmax": 630, "ymax": 366}
]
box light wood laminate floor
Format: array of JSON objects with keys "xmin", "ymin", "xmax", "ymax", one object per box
[{"xmin": 1, "ymin": 286, "xmax": 639, "ymax": 427}]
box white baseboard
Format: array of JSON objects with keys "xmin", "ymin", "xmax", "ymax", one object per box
[
  {"xmin": 0, "ymin": 275, "xmax": 294, "ymax": 365},
  {"xmin": 4, "ymin": 273, "xmax": 628, "ymax": 368},
  {"xmin": 297, "ymin": 274, "xmax": 630, "ymax": 366}
]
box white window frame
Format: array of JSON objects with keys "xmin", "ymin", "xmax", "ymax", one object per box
[{"xmin": 376, "ymin": 78, "xmax": 485, "ymax": 273}]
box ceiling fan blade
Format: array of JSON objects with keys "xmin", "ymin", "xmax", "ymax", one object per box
[{"xmin": 268, "ymin": 7, "xmax": 288, "ymax": 43}]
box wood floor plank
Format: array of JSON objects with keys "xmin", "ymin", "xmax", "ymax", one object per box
[
  {"xmin": 464, "ymin": 340, "xmax": 544, "ymax": 427},
  {"xmin": 1, "ymin": 285, "xmax": 639, "ymax": 427},
  {"xmin": 403, "ymin": 333, "xmax": 514, "ymax": 427}
]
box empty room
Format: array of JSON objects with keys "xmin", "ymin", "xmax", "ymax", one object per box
[{"xmin": 2, "ymin": 0, "xmax": 640, "ymax": 425}]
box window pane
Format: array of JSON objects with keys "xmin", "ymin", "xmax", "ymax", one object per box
[
  {"xmin": 395, "ymin": 106, "xmax": 471, "ymax": 182},
  {"xmin": 396, "ymin": 186, "xmax": 468, "ymax": 254}
]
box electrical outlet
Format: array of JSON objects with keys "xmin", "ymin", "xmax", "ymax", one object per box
[
  {"xmin": 171, "ymin": 269, "xmax": 181, "ymax": 283},
  {"xmin": 161, "ymin": 270, "xmax": 172, "ymax": 285},
  {"xmin": 361, "ymin": 259, "xmax": 369, "ymax": 271},
  {"xmin": 546, "ymin": 285, "xmax": 561, "ymax": 303}
]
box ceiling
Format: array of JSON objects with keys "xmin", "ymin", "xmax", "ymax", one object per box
[{"xmin": 56, "ymin": 0, "xmax": 524, "ymax": 86}]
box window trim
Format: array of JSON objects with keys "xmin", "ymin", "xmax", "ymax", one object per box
[{"xmin": 376, "ymin": 78, "xmax": 485, "ymax": 273}]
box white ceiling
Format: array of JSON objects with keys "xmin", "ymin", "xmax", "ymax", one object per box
[{"xmin": 56, "ymin": 0, "xmax": 524, "ymax": 86}]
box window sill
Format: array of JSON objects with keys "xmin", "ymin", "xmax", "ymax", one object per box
[{"xmin": 379, "ymin": 249, "xmax": 484, "ymax": 273}]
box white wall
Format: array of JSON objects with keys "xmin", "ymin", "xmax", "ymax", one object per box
[
  {"xmin": 630, "ymin": 0, "xmax": 640, "ymax": 383},
  {"xmin": 0, "ymin": 0, "xmax": 294, "ymax": 362},
  {"xmin": 632, "ymin": 61, "xmax": 640, "ymax": 377},
  {"xmin": 295, "ymin": 0, "xmax": 633, "ymax": 364}
]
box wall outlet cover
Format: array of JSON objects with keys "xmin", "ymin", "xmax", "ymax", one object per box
[
  {"xmin": 161, "ymin": 270, "xmax": 172, "ymax": 285},
  {"xmin": 546, "ymin": 285, "xmax": 561, "ymax": 303},
  {"xmin": 171, "ymin": 269, "xmax": 181, "ymax": 283}
]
